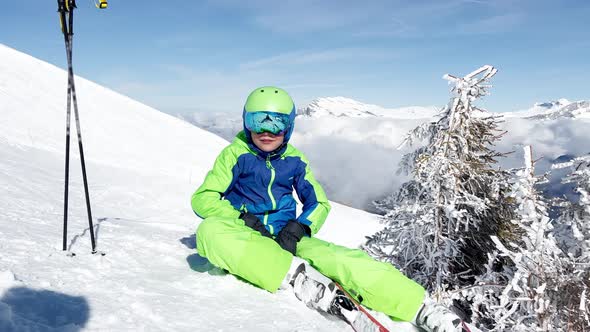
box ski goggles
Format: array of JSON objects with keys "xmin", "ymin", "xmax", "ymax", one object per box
[{"xmin": 244, "ymin": 111, "xmax": 291, "ymax": 135}]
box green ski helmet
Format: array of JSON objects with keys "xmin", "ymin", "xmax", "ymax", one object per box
[{"xmin": 243, "ymin": 86, "xmax": 296, "ymax": 142}]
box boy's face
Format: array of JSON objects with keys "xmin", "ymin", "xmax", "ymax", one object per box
[{"xmin": 251, "ymin": 132, "xmax": 284, "ymax": 152}]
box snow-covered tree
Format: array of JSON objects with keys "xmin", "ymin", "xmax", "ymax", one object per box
[
  {"xmin": 551, "ymin": 154, "xmax": 590, "ymax": 330},
  {"xmin": 365, "ymin": 66, "xmax": 515, "ymax": 299},
  {"xmin": 466, "ymin": 146, "xmax": 576, "ymax": 331},
  {"xmin": 553, "ymin": 154, "xmax": 590, "ymax": 264}
]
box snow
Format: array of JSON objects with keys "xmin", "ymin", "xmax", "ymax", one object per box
[
  {"xmin": 298, "ymin": 96, "xmax": 439, "ymax": 119},
  {"xmin": 502, "ymin": 99, "xmax": 570, "ymax": 118},
  {"xmin": 504, "ymin": 99, "xmax": 590, "ymax": 120},
  {"xmin": 0, "ymin": 43, "xmax": 420, "ymax": 331}
]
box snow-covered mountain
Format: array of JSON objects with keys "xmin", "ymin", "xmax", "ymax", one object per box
[
  {"xmin": 299, "ymin": 96, "xmax": 590, "ymax": 122},
  {"xmin": 0, "ymin": 44, "xmax": 423, "ymax": 331},
  {"xmin": 505, "ymin": 99, "xmax": 590, "ymax": 120},
  {"xmin": 524, "ymin": 100, "xmax": 590, "ymax": 120},
  {"xmin": 297, "ymin": 96, "xmax": 439, "ymax": 119}
]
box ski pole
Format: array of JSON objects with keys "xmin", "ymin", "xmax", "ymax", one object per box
[{"xmin": 58, "ymin": 0, "xmax": 106, "ymax": 255}]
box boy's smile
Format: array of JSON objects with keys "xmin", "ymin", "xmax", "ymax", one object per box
[{"xmin": 251, "ymin": 132, "xmax": 284, "ymax": 153}]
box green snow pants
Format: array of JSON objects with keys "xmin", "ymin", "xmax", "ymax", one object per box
[{"xmin": 196, "ymin": 216, "xmax": 426, "ymax": 322}]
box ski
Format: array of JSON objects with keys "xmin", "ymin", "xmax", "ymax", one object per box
[
  {"xmin": 330, "ymin": 282, "xmax": 482, "ymax": 332},
  {"xmin": 462, "ymin": 322, "xmax": 473, "ymax": 332},
  {"xmin": 330, "ymin": 282, "xmax": 389, "ymax": 332}
]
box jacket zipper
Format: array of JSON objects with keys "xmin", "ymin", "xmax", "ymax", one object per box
[{"xmin": 265, "ymin": 155, "xmax": 277, "ymax": 235}]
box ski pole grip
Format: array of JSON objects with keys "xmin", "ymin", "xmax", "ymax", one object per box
[{"xmin": 96, "ymin": 0, "xmax": 108, "ymax": 9}]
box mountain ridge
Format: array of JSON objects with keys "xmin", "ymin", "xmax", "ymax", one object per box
[{"xmin": 297, "ymin": 96, "xmax": 440, "ymax": 119}]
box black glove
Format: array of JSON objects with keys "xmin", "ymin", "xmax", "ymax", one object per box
[
  {"xmin": 276, "ymin": 220, "xmax": 310, "ymax": 255},
  {"xmin": 240, "ymin": 212, "xmax": 272, "ymax": 238}
]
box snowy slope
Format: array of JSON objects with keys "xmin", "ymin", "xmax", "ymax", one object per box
[{"xmin": 0, "ymin": 44, "xmax": 420, "ymax": 331}]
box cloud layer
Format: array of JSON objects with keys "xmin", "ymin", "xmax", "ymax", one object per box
[{"xmin": 184, "ymin": 107, "xmax": 590, "ymax": 212}]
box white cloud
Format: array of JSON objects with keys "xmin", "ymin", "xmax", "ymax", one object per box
[
  {"xmin": 352, "ymin": 19, "xmax": 418, "ymax": 38},
  {"xmin": 239, "ymin": 48, "xmax": 392, "ymax": 71},
  {"xmin": 455, "ymin": 13, "xmax": 524, "ymax": 35},
  {"xmin": 204, "ymin": 0, "xmax": 498, "ymax": 35}
]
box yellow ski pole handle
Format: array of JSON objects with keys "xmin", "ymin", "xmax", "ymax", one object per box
[
  {"xmin": 59, "ymin": 15, "xmax": 66, "ymax": 33},
  {"xmin": 58, "ymin": 0, "xmax": 106, "ymax": 32},
  {"xmin": 94, "ymin": 0, "xmax": 107, "ymax": 9}
]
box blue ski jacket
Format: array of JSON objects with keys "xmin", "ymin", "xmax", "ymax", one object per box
[{"xmin": 191, "ymin": 131, "xmax": 331, "ymax": 236}]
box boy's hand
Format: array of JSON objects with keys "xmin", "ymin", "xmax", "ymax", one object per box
[
  {"xmin": 240, "ymin": 212, "xmax": 272, "ymax": 238},
  {"xmin": 276, "ymin": 220, "xmax": 309, "ymax": 255}
]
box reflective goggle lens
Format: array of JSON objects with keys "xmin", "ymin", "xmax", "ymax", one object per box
[{"xmin": 245, "ymin": 111, "xmax": 291, "ymax": 135}]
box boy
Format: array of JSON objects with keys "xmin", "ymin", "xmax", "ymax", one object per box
[{"xmin": 191, "ymin": 86, "xmax": 465, "ymax": 332}]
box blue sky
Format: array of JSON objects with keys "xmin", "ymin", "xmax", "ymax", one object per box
[{"xmin": 1, "ymin": 0, "xmax": 589, "ymax": 114}]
